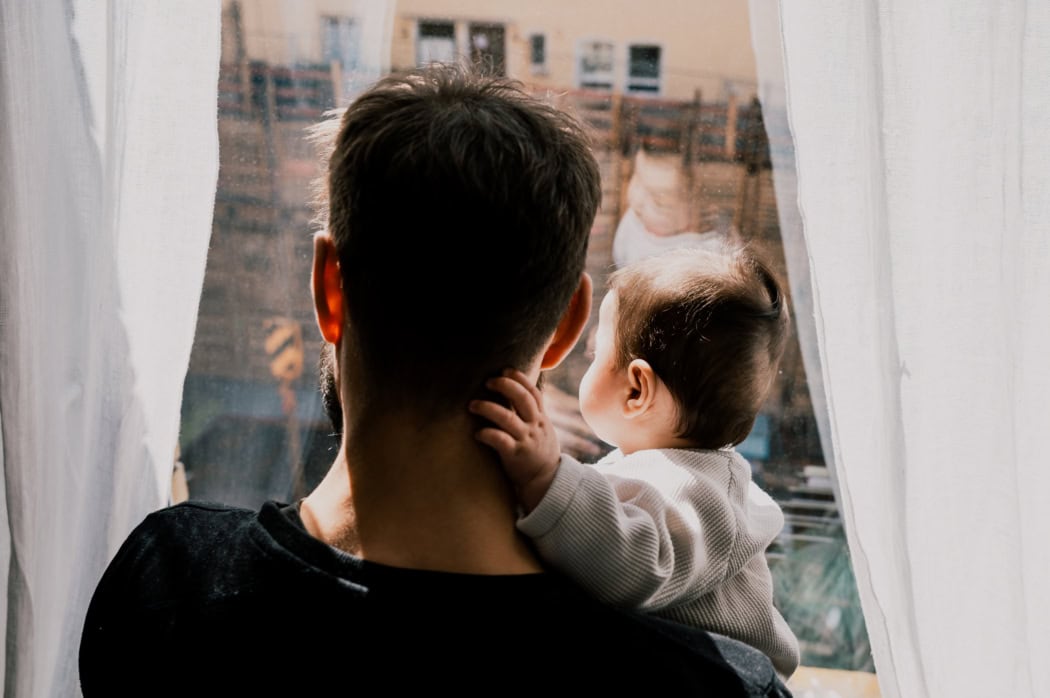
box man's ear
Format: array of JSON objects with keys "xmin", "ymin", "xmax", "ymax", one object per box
[
  {"xmin": 312, "ymin": 232, "xmax": 344, "ymax": 345},
  {"xmin": 540, "ymin": 273, "xmax": 593, "ymax": 370},
  {"xmin": 623, "ymin": 358, "xmax": 658, "ymax": 419}
]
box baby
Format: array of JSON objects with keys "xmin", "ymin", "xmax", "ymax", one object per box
[{"xmin": 470, "ymin": 247, "xmax": 800, "ymax": 678}]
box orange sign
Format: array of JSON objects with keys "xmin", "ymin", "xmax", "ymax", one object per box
[{"xmin": 263, "ymin": 317, "xmax": 303, "ymax": 383}]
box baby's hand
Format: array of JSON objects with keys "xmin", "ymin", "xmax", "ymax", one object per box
[{"xmin": 469, "ymin": 369, "xmax": 561, "ymax": 513}]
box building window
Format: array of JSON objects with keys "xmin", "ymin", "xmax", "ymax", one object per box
[
  {"xmin": 577, "ymin": 40, "xmax": 615, "ymax": 91},
  {"xmin": 468, "ymin": 23, "xmax": 506, "ymax": 76},
  {"xmin": 627, "ymin": 44, "xmax": 662, "ymax": 95},
  {"xmin": 417, "ymin": 21, "xmax": 456, "ymax": 66},
  {"xmin": 320, "ymin": 16, "xmax": 359, "ymax": 71},
  {"xmin": 528, "ymin": 33, "xmax": 547, "ymax": 74}
]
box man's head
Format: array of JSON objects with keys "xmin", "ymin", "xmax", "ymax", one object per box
[
  {"xmin": 587, "ymin": 247, "xmax": 790, "ymax": 450},
  {"xmin": 310, "ymin": 64, "xmax": 601, "ymax": 416}
]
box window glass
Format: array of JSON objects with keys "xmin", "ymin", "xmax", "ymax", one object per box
[
  {"xmin": 321, "ymin": 16, "xmax": 359, "ymax": 71},
  {"xmin": 187, "ymin": 1, "xmax": 877, "ymax": 689},
  {"xmin": 468, "ymin": 23, "xmax": 506, "ymax": 75},
  {"xmin": 577, "ymin": 40, "xmax": 616, "ymax": 90},
  {"xmin": 529, "ymin": 33, "xmax": 547, "ymax": 73},
  {"xmin": 627, "ymin": 44, "xmax": 661, "ymax": 94},
  {"xmin": 417, "ymin": 21, "xmax": 456, "ymax": 64}
]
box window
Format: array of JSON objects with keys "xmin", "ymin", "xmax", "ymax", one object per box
[
  {"xmin": 320, "ymin": 16, "xmax": 359, "ymax": 71},
  {"xmin": 577, "ymin": 39, "xmax": 615, "ymax": 91},
  {"xmin": 528, "ymin": 33, "xmax": 547, "ymax": 74},
  {"xmin": 627, "ymin": 44, "xmax": 662, "ymax": 94},
  {"xmin": 187, "ymin": 5, "xmax": 877, "ymax": 691},
  {"xmin": 417, "ymin": 21, "xmax": 456, "ymax": 66},
  {"xmin": 468, "ymin": 23, "xmax": 506, "ymax": 76}
]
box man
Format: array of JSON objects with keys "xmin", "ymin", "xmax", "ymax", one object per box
[{"xmin": 80, "ymin": 65, "xmax": 792, "ymax": 696}]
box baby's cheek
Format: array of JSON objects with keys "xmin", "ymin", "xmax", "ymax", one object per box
[
  {"xmin": 577, "ymin": 373, "xmax": 595, "ymax": 411},
  {"xmin": 578, "ymin": 387, "xmax": 602, "ymax": 432}
]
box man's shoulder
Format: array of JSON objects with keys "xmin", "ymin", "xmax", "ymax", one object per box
[
  {"xmin": 115, "ymin": 500, "xmax": 257, "ymax": 563},
  {"xmin": 623, "ymin": 612, "xmax": 793, "ymax": 696},
  {"xmin": 128, "ymin": 499, "xmax": 255, "ymax": 536},
  {"xmin": 562, "ymin": 604, "xmax": 790, "ymax": 696},
  {"xmin": 456, "ymin": 573, "xmax": 789, "ymax": 695},
  {"xmin": 144, "ymin": 499, "xmax": 257, "ymax": 528},
  {"xmin": 355, "ymin": 573, "xmax": 790, "ymax": 696},
  {"xmin": 80, "ymin": 519, "xmax": 790, "ymax": 697},
  {"xmin": 86, "ymin": 500, "xmax": 284, "ymax": 618}
]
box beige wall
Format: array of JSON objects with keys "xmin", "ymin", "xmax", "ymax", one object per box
[
  {"xmin": 225, "ymin": 0, "xmax": 757, "ymax": 101},
  {"xmin": 223, "ymin": 0, "xmax": 393, "ymax": 79},
  {"xmin": 395, "ymin": 0, "xmax": 756, "ymax": 99}
]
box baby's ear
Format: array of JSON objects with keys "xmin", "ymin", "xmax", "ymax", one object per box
[{"xmin": 623, "ymin": 359, "xmax": 659, "ymax": 418}]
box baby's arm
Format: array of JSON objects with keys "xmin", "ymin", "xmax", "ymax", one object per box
[
  {"xmin": 517, "ymin": 454, "xmax": 738, "ymax": 611},
  {"xmin": 469, "ymin": 369, "xmax": 562, "ymax": 513}
]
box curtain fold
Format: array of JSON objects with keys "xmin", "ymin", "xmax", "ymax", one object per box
[
  {"xmin": 750, "ymin": 1, "xmax": 1050, "ymax": 697},
  {"xmin": 0, "ymin": 2, "xmax": 220, "ymax": 695}
]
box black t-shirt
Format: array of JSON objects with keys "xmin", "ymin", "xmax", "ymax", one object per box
[{"xmin": 79, "ymin": 501, "xmax": 792, "ymax": 696}]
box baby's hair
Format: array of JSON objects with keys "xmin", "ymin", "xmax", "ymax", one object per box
[{"xmin": 608, "ymin": 247, "xmax": 790, "ymax": 449}]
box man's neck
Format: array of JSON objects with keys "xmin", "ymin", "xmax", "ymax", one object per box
[{"xmin": 301, "ymin": 410, "xmax": 543, "ymax": 575}]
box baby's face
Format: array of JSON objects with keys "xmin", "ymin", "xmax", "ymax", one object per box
[{"xmin": 577, "ymin": 292, "xmax": 625, "ymax": 448}]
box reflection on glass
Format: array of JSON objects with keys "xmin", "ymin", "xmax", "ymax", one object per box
[{"xmin": 181, "ymin": 0, "xmax": 876, "ymax": 686}]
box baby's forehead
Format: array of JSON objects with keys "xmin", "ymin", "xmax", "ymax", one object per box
[{"xmin": 598, "ymin": 289, "xmax": 622, "ymax": 320}]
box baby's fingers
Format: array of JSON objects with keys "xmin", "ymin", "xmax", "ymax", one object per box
[
  {"xmin": 505, "ymin": 369, "xmax": 545, "ymax": 406},
  {"xmin": 474, "ymin": 427, "xmax": 518, "ymax": 459},
  {"xmin": 468, "ymin": 399, "xmax": 526, "ymax": 440},
  {"xmin": 486, "ymin": 371, "xmax": 542, "ymax": 422}
]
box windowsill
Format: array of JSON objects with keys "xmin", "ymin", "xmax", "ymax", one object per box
[{"xmin": 787, "ymin": 666, "xmax": 880, "ymax": 698}]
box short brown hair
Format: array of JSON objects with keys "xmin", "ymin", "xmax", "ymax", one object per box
[
  {"xmin": 312, "ymin": 64, "xmax": 601, "ymax": 411},
  {"xmin": 608, "ymin": 247, "xmax": 790, "ymax": 449}
]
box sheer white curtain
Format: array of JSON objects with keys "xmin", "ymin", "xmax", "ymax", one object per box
[
  {"xmin": 751, "ymin": 2, "xmax": 1050, "ymax": 697},
  {"xmin": 0, "ymin": 2, "xmax": 219, "ymax": 695}
]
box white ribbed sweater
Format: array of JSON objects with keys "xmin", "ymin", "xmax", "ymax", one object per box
[{"xmin": 518, "ymin": 448, "xmax": 800, "ymax": 678}]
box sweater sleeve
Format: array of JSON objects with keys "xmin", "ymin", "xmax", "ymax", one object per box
[{"xmin": 517, "ymin": 452, "xmax": 739, "ymax": 611}]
